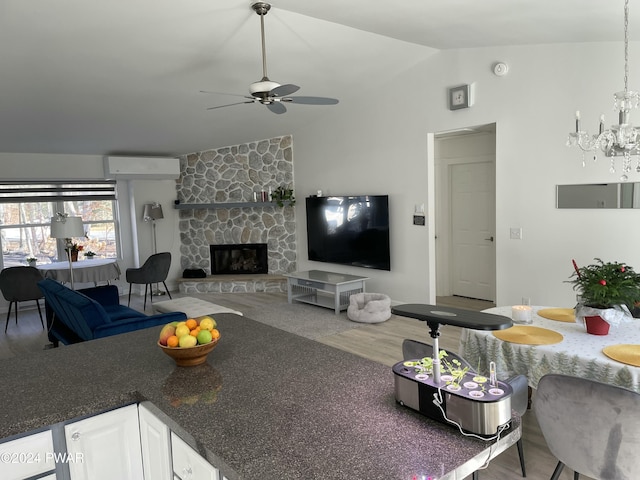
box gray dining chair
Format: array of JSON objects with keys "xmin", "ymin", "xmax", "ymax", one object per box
[
  {"xmin": 534, "ymin": 373, "xmax": 640, "ymax": 480},
  {"xmin": 126, "ymin": 252, "xmax": 172, "ymax": 310},
  {"xmin": 401, "ymin": 338, "xmax": 527, "ymax": 479},
  {"xmin": 0, "ymin": 266, "xmax": 45, "ymax": 332}
]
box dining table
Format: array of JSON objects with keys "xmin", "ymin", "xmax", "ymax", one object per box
[
  {"xmin": 37, "ymin": 258, "xmax": 121, "ymax": 285},
  {"xmin": 459, "ymin": 306, "xmax": 640, "ymax": 392}
]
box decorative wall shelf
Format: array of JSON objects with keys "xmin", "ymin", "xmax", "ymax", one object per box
[{"xmin": 173, "ymin": 201, "xmax": 291, "ymax": 210}]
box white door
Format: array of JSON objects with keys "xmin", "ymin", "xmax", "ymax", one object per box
[
  {"xmin": 65, "ymin": 404, "xmax": 144, "ymax": 480},
  {"xmin": 450, "ymin": 161, "xmax": 495, "ymax": 301}
]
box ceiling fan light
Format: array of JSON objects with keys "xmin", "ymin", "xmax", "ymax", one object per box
[{"xmin": 249, "ymin": 79, "xmax": 280, "ymax": 97}]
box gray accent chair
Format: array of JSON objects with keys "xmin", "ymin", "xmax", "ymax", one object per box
[
  {"xmin": 126, "ymin": 252, "xmax": 172, "ymax": 310},
  {"xmin": 534, "ymin": 373, "xmax": 640, "ymax": 480},
  {"xmin": 402, "ymin": 339, "xmax": 528, "ymax": 479},
  {"xmin": 0, "ymin": 266, "xmax": 45, "ymax": 332}
]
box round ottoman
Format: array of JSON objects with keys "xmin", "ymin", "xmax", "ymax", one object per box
[{"xmin": 347, "ymin": 293, "xmax": 391, "ymax": 323}]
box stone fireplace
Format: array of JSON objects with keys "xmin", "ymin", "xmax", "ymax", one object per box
[
  {"xmin": 210, "ymin": 243, "xmax": 268, "ymax": 275},
  {"xmin": 175, "ymin": 135, "xmax": 295, "ymax": 294}
]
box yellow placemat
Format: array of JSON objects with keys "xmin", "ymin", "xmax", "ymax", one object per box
[
  {"xmin": 537, "ymin": 308, "xmax": 575, "ymax": 323},
  {"xmin": 493, "ymin": 326, "xmax": 564, "ymax": 345},
  {"xmin": 602, "ymin": 344, "xmax": 640, "ymax": 367}
]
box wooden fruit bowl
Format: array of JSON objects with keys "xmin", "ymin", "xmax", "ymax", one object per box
[{"xmin": 158, "ymin": 337, "xmax": 220, "ymax": 367}]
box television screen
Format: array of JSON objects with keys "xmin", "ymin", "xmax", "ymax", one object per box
[{"xmin": 305, "ymin": 195, "xmax": 390, "ymax": 271}]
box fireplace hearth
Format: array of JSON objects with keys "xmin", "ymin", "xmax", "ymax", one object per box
[{"xmin": 210, "ymin": 243, "xmax": 268, "ymax": 275}]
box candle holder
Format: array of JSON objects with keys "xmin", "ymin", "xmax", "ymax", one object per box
[{"xmin": 512, "ymin": 305, "xmax": 533, "ymax": 324}]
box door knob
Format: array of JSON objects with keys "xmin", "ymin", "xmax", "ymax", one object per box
[{"xmin": 485, "ymin": 236, "xmax": 494, "ymax": 242}]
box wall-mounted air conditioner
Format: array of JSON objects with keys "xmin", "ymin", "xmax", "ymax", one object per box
[{"xmin": 104, "ymin": 156, "xmax": 180, "ymax": 180}]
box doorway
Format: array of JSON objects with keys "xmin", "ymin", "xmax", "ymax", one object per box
[{"xmin": 434, "ymin": 124, "xmax": 496, "ymax": 302}]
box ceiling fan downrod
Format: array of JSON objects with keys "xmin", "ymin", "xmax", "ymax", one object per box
[{"xmin": 252, "ymin": 2, "xmax": 272, "ymax": 82}]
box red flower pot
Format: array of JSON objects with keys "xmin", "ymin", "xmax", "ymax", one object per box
[{"xmin": 584, "ymin": 315, "xmax": 610, "ymax": 335}]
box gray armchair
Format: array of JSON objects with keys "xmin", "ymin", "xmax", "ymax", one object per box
[
  {"xmin": 0, "ymin": 266, "xmax": 45, "ymax": 332},
  {"xmin": 126, "ymin": 252, "xmax": 172, "ymax": 310},
  {"xmin": 401, "ymin": 338, "xmax": 527, "ymax": 479},
  {"xmin": 534, "ymin": 373, "xmax": 640, "ymax": 480}
]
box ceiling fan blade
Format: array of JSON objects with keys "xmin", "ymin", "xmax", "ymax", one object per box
[
  {"xmin": 207, "ymin": 101, "xmax": 255, "ymax": 110},
  {"xmin": 266, "ymin": 102, "xmax": 287, "ymax": 114},
  {"xmin": 285, "ymin": 96, "xmax": 339, "ymax": 105},
  {"xmin": 200, "ymin": 90, "xmax": 251, "ymax": 99},
  {"xmin": 270, "ymin": 84, "xmax": 300, "ymax": 97}
]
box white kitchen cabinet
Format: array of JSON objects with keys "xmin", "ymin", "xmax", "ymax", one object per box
[
  {"xmin": 171, "ymin": 432, "xmax": 219, "ymax": 480},
  {"xmin": 139, "ymin": 403, "xmax": 172, "ymax": 480},
  {"xmin": 64, "ymin": 403, "xmax": 143, "ymax": 480},
  {"xmin": 0, "ymin": 429, "xmax": 55, "ymax": 480}
]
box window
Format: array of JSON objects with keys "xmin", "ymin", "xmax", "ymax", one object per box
[{"xmin": 0, "ymin": 182, "xmax": 119, "ymax": 268}]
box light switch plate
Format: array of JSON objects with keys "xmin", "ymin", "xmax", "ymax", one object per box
[{"xmin": 510, "ymin": 227, "xmax": 522, "ymax": 240}]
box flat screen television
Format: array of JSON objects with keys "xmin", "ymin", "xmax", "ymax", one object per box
[{"xmin": 305, "ymin": 195, "xmax": 390, "ymax": 271}]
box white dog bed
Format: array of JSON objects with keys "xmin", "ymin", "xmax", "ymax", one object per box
[{"xmin": 347, "ymin": 293, "xmax": 391, "ymax": 323}]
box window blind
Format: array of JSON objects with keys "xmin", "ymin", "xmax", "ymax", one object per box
[{"xmin": 0, "ymin": 181, "xmax": 117, "ymax": 203}]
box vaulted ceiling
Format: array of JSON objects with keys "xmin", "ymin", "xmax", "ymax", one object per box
[{"xmin": 0, "ymin": 0, "xmax": 632, "ymax": 156}]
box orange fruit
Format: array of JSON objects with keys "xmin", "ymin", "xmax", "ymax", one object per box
[
  {"xmin": 185, "ymin": 318, "xmax": 198, "ymax": 330},
  {"xmin": 210, "ymin": 328, "xmax": 220, "ymax": 340},
  {"xmin": 166, "ymin": 335, "xmax": 179, "ymax": 348},
  {"xmin": 189, "ymin": 327, "xmax": 201, "ymax": 337}
]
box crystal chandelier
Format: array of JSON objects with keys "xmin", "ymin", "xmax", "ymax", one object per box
[{"xmin": 567, "ymin": 0, "xmax": 640, "ymax": 180}]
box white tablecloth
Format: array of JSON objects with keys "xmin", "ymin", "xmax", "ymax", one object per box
[
  {"xmin": 38, "ymin": 258, "xmax": 121, "ymax": 284},
  {"xmin": 459, "ymin": 306, "xmax": 640, "ymax": 392}
]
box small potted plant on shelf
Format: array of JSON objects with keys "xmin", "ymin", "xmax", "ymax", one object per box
[
  {"xmin": 84, "ymin": 250, "xmax": 96, "ymax": 259},
  {"xmin": 568, "ymin": 258, "xmax": 640, "ymax": 335},
  {"xmin": 26, "ymin": 257, "xmax": 37, "ymax": 267},
  {"xmin": 271, "ymin": 185, "xmax": 296, "ymax": 207}
]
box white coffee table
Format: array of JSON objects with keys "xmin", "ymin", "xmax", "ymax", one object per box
[{"xmin": 283, "ymin": 270, "xmax": 369, "ymax": 314}]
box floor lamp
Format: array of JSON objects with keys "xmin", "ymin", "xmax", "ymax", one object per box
[
  {"xmin": 142, "ymin": 202, "xmax": 165, "ymax": 296},
  {"xmin": 50, "ymin": 214, "xmax": 85, "ymax": 290}
]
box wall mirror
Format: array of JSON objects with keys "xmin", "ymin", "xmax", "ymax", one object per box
[{"xmin": 556, "ymin": 183, "xmax": 640, "ymax": 208}]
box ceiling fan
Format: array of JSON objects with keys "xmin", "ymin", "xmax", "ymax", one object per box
[{"xmin": 202, "ymin": 1, "xmax": 339, "ymax": 115}]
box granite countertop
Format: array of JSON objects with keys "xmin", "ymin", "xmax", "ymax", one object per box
[{"xmin": 0, "ymin": 314, "xmax": 520, "ymax": 480}]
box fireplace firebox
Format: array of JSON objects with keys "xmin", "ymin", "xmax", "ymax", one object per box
[{"xmin": 210, "ymin": 243, "xmax": 268, "ymax": 275}]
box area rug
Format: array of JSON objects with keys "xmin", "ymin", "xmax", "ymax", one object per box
[{"xmin": 236, "ymin": 302, "xmax": 366, "ymax": 340}]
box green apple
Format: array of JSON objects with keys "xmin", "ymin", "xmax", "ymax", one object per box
[{"xmin": 197, "ymin": 329, "xmax": 213, "ymax": 345}]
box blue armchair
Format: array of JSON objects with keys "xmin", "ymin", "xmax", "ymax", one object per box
[{"xmin": 38, "ymin": 278, "xmax": 186, "ymax": 346}]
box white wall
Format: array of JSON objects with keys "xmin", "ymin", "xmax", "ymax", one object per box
[{"xmin": 292, "ymin": 41, "xmax": 640, "ymax": 308}]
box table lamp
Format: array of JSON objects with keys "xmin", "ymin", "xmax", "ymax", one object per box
[{"xmin": 50, "ymin": 213, "xmax": 85, "ymax": 289}]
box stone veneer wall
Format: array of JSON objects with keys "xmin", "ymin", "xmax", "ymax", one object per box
[{"xmin": 176, "ymin": 135, "xmax": 297, "ymax": 283}]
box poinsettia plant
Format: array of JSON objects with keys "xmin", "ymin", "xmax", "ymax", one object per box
[{"xmin": 568, "ymin": 258, "xmax": 640, "ymax": 310}]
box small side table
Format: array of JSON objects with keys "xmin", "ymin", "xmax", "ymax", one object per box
[{"xmin": 284, "ymin": 270, "xmax": 369, "ymax": 314}]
